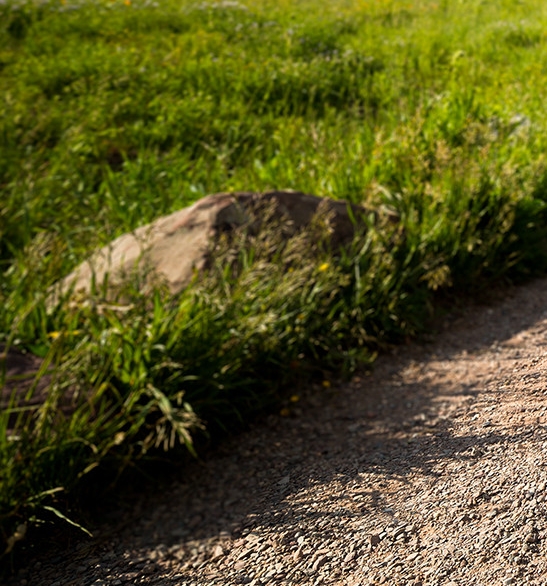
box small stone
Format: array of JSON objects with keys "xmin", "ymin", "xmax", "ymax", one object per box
[
  {"xmin": 406, "ymin": 552, "xmax": 420, "ymax": 562},
  {"xmin": 293, "ymin": 547, "xmax": 304, "ymax": 561},
  {"xmin": 312, "ymin": 555, "xmax": 329, "ymax": 571},
  {"xmin": 525, "ymin": 533, "xmax": 537, "ymax": 544},
  {"xmin": 344, "ymin": 550, "xmax": 356, "ymax": 563},
  {"xmin": 211, "ymin": 545, "xmax": 225, "ymax": 560},
  {"xmin": 369, "ymin": 534, "xmax": 381, "ymax": 547},
  {"xmin": 277, "ymin": 475, "xmax": 291, "ymax": 487}
]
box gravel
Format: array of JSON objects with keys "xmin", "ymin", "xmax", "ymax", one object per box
[{"xmin": 7, "ymin": 278, "xmax": 547, "ymax": 585}]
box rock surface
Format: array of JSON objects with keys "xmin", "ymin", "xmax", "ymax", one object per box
[{"xmin": 54, "ymin": 191, "xmax": 382, "ymax": 302}]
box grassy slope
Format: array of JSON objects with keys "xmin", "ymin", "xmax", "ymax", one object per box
[{"xmin": 2, "ymin": 0, "xmax": 547, "ymax": 560}]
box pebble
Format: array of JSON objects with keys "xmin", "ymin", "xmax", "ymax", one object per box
[
  {"xmin": 293, "ymin": 547, "xmax": 304, "ymax": 561},
  {"xmin": 369, "ymin": 534, "xmax": 381, "ymax": 546},
  {"xmin": 312, "ymin": 555, "xmax": 329, "ymax": 571},
  {"xmin": 344, "ymin": 550, "xmax": 356, "ymax": 563}
]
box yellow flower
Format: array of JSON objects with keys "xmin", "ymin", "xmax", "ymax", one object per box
[
  {"xmin": 289, "ymin": 394, "xmax": 300, "ymax": 403},
  {"xmin": 48, "ymin": 329, "xmax": 81, "ymax": 340},
  {"xmin": 318, "ymin": 262, "xmax": 329, "ymax": 272},
  {"xmin": 322, "ymin": 380, "xmax": 331, "ymax": 388}
]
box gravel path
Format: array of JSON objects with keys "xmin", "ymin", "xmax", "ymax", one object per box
[{"xmin": 9, "ymin": 278, "xmax": 547, "ymax": 586}]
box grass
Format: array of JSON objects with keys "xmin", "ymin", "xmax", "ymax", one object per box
[{"xmin": 3, "ymin": 0, "xmax": 547, "ymax": 566}]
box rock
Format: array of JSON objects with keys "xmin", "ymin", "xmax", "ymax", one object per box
[
  {"xmin": 211, "ymin": 545, "xmax": 225, "ymax": 560},
  {"xmin": 277, "ymin": 475, "xmax": 291, "ymax": 487},
  {"xmin": 51, "ymin": 191, "xmax": 397, "ymax": 303},
  {"xmin": 344, "ymin": 550, "xmax": 356, "ymax": 563},
  {"xmin": 368, "ymin": 534, "xmax": 381, "ymax": 547},
  {"xmin": 0, "ymin": 344, "xmax": 51, "ymax": 416},
  {"xmin": 311, "ymin": 554, "xmax": 329, "ymax": 571}
]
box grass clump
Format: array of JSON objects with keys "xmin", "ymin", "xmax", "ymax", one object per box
[{"xmin": 3, "ymin": 0, "xmax": 547, "ymax": 564}]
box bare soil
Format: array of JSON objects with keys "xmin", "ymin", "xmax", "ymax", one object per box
[{"xmin": 7, "ymin": 277, "xmax": 547, "ymax": 586}]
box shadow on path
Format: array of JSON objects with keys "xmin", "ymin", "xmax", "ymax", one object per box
[{"xmin": 9, "ymin": 277, "xmax": 547, "ymax": 583}]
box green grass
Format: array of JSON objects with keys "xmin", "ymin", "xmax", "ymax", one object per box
[{"xmin": 3, "ymin": 0, "xmax": 547, "ymax": 564}]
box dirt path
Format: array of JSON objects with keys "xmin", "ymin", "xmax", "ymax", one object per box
[{"xmin": 9, "ymin": 278, "xmax": 547, "ymax": 586}]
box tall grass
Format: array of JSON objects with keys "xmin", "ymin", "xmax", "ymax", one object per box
[{"xmin": 3, "ymin": 0, "xmax": 547, "ymax": 564}]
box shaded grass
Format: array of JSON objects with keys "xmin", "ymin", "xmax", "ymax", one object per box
[{"xmin": 3, "ymin": 0, "xmax": 547, "ymax": 566}]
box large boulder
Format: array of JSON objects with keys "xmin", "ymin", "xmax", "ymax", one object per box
[{"xmin": 52, "ymin": 191, "xmax": 395, "ymax": 302}]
